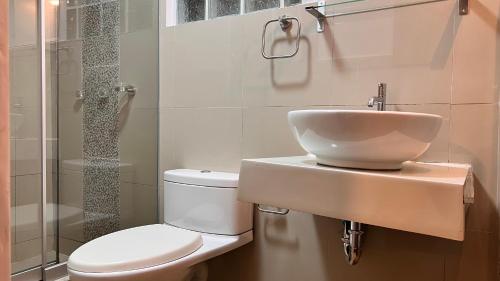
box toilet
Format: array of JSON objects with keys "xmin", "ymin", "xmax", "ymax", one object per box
[{"xmin": 68, "ymin": 169, "xmax": 253, "ymax": 281}]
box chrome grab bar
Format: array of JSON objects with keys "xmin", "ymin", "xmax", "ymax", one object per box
[
  {"xmin": 257, "ymin": 204, "xmax": 290, "ymax": 215},
  {"xmin": 261, "ymin": 15, "xmax": 301, "ymax": 60},
  {"xmin": 75, "ymin": 90, "xmax": 84, "ymax": 100},
  {"xmin": 114, "ymin": 83, "xmax": 137, "ymax": 96},
  {"xmin": 73, "ymin": 84, "xmax": 136, "ymax": 102}
]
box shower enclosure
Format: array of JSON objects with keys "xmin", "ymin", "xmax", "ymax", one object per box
[{"xmin": 9, "ymin": 1, "xmax": 159, "ymax": 280}]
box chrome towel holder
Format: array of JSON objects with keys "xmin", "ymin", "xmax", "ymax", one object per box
[
  {"xmin": 261, "ymin": 15, "xmax": 301, "ymax": 59},
  {"xmin": 257, "ymin": 204, "xmax": 290, "ymax": 215},
  {"xmin": 306, "ymin": 0, "xmax": 468, "ymax": 33}
]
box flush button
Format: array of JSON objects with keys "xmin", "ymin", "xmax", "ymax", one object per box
[{"xmin": 200, "ymin": 170, "xmax": 212, "ymax": 173}]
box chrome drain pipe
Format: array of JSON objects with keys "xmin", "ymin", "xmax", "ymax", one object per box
[{"xmin": 342, "ymin": 221, "xmax": 363, "ymax": 265}]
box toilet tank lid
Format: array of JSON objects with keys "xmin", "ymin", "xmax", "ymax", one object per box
[{"xmin": 164, "ymin": 169, "xmax": 238, "ymax": 188}]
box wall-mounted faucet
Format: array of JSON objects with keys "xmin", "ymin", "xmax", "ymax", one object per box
[{"xmin": 368, "ymin": 83, "xmax": 386, "ymax": 111}]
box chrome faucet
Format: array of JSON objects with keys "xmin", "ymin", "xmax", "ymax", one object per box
[{"xmin": 368, "ymin": 83, "xmax": 386, "ymax": 111}]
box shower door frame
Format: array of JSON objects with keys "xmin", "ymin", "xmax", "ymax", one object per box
[
  {"xmin": 10, "ymin": 0, "xmax": 68, "ymax": 280},
  {"xmin": 11, "ymin": 263, "xmax": 67, "ymax": 281}
]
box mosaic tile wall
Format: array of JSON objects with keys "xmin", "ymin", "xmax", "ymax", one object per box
[{"xmin": 80, "ymin": 0, "xmax": 121, "ymax": 241}]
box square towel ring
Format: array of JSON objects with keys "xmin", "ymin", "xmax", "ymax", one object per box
[{"xmin": 261, "ymin": 15, "xmax": 301, "ymax": 60}]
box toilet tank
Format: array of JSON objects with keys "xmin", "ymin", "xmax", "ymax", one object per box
[{"xmin": 164, "ymin": 169, "xmax": 253, "ymax": 235}]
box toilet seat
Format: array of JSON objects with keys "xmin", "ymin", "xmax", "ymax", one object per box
[{"xmin": 68, "ymin": 224, "xmax": 203, "ymax": 273}]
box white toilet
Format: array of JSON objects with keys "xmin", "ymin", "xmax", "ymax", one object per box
[{"xmin": 68, "ymin": 169, "xmax": 253, "ymax": 281}]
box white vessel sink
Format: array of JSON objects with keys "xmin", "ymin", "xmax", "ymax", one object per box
[{"xmin": 288, "ymin": 110, "xmax": 442, "ymax": 170}]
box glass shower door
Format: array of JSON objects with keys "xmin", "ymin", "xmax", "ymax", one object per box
[
  {"xmin": 9, "ymin": 0, "xmax": 58, "ymax": 277},
  {"xmin": 10, "ymin": 1, "xmax": 158, "ymax": 279},
  {"xmin": 56, "ymin": 0, "xmax": 159, "ymax": 263}
]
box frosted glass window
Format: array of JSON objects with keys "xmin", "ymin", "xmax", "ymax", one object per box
[
  {"xmin": 177, "ymin": 0, "xmax": 205, "ymax": 24},
  {"xmin": 210, "ymin": 0, "xmax": 240, "ymax": 18},
  {"xmin": 245, "ymin": 0, "xmax": 280, "ymax": 12},
  {"xmin": 285, "ymin": 0, "xmax": 302, "ymax": 6}
]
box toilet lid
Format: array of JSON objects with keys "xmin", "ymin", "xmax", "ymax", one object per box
[{"xmin": 68, "ymin": 224, "xmax": 203, "ymax": 273}]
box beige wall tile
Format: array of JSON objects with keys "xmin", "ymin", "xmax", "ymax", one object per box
[
  {"xmin": 13, "ymin": 236, "xmax": 56, "ymax": 267},
  {"xmin": 59, "ymin": 169, "xmax": 84, "ymax": 242},
  {"xmin": 330, "ymin": 63, "xmax": 363, "ymax": 106},
  {"xmin": 280, "ymin": 5, "xmax": 333, "ymax": 62},
  {"xmin": 120, "ymin": 29, "xmax": 159, "ymax": 109},
  {"xmin": 15, "ymin": 174, "xmax": 41, "ymax": 243},
  {"xmin": 120, "ymin": 0, "xmax": 157, "ymax": 34},
  {"xmin": 10, "ymin": 177, "xmax": 15, "ymax": 258},
  {"xmin": 351, "ymin": 2, "xmax": 454, "ymax": 105},
  {"xmin": 165, "ymin": 17, "xmax": 242, "ymax": 108},
  {"xmin": 13, "ymin": 108, "xmax": 41, "ymax": 140},
  {"xmin": 58, "ymin": 237, "xmax": 83, "ymax": 262},
  {"xmin": 60, "ymin": 170, "xmax": 83, "ymax": 209},
  {"xmin": 330, "ymin": 226, "xmax": 448, "ymax": 281},
  {"xmin": 120, "ymin": 181, "xmax": 135, "ymax": 229},
  {"xmin": 239, "ymin": 0, "xmax": 454, "ymax": 107},
  {"xmin": 157, "ymin": 183, "xmax": 164, "ymax": 224},
  {"xmin": 158, "ymin": 108, "xmax": 175, "ymax": 223},
  {"xmin": 357, "ymin": 62, "xmax": 452, "ymax": 105},
  {"xmin": 9, "ymin": 47, "xmax": 40, "ymax": 109},
  {"xmin": 46, "ymin": 140, "xmax": 57, "ymax": 175},
  {"xmin": 242, "ymin": 106, "xmax": 306, "ymax": 159},
  {"xmin": 132, "ymin": 184, "xmax": 158, "ymax": 226},
  {"xmin": 46, "ymin": 176, "xmax": 56, "ymax": 237},
  {"xmin": 10, "ymin": 139, "xmax": 15, "ymax": 177},
  {"xmin": 59, "ymin": 109, "xmax": 82, "ymax": 162},
  {"xmin": 389, "ymin": 104, "xmax": 450, "ymax": 162},
  {"xmin": 9, "ymin": 0, "xmax": 38, "ymax": 47},
  {"xmin": 209, "ymin": 215, "xmax": 449, "ymax": 281},
  {"xmin": 450, "ymin": 104, "xmax": 497, "ymax": 232},
  {"xmin": 328, "ymin": 0, "xmax": 454, "ymax": 66},
  {"xmin": 58, "ymin": 210, "xmax": 84, "ymax": 243},
  {"xmin": 15, "ymin": 138, "xmax": 41, "ymax": 176},
  {"xmin": 237, "ymin": 9, "xmax": 277, "ymax": 104},
  {"xmin": 241, "ymin": 9, "xmax": 336, "ymax": 107},
  {"xmin": 444, "ymin": 230, "xmax": 498, "ymax": 281},
  {"xmin": 13, "ymin": 239, "xmax": 42, "ymax": 270},
  {"xmin": 161, "ymin": 107, "xmax": 242, "ymax": 173},
  {"xmin": 119, "ymin": 108, "xmax": 157, "ymax": 186},
  {"xmin": 158, "ymin": 108, "xmax": 176, "ymax": 177},
  {"xmin": 208, "ymin": 212, "xmax": 336, "ymax": 281},
  {"xmin": 57, "ymin": 40, "xmax": 82, "ymax": 111},
  {"xmin": 9, "ymin": 112, "xmax": 18, "ymax": 139},
  {"xmin": 452, "ymin": 0, "xmax": 500, "ymax": 104},
  {"xmin": 159, "ymin": 27, "xmax": 175, "ymax": 109},
  {"xmin": 158, "ymin": 107, "xmax": 242, "ymax": 224}
]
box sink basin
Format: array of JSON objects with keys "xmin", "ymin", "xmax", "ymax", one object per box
[{"xmin": 288, "ymin": 110, "xmax": 442, "ymax": 170}]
